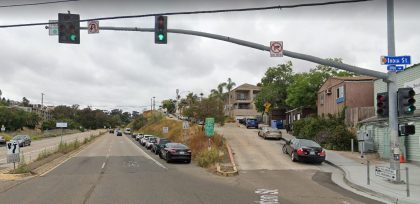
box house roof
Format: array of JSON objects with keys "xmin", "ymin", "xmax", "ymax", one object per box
[
  {"xmin": 330, "ymin": 76, "xmax": 377, "ymax": 81},
  {"xmin": 231, "ymin": 83, "xmax": 261, "ymax": 92}
]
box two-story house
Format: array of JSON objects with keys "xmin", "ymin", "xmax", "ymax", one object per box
[
  {"xmin": 317, "ymin": 76, "xmax": 376, "ymax": 117},
  {"xmin": 225, "ymin": 83, "xmax": 261, "ymax": 120}
]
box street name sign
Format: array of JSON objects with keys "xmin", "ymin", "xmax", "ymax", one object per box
[
  {"xmin": 182, "ymin": 121, "xmax": 189, "ymax": 129},
  {"xmin": 381, "ymin": 56, "xmax": 411, "ymax": 65},
  {"xmin": 48, "ymin": 20, "xmax": 58, "ymax": 36},
  {"xmin": 375, "ymin": 166, "xmax": 397, "ymax": 181},
  {"xmin": 387, "ymin": 65, "xmax": 404, "ymax": 71},
  {"xmin": 88, "ymin": 20, "xmax": 99, "ymax": 34},
  {"xmin": 204, "ymin": 118, "xmax": 215, "ymax": 137},
  {"xmin": 162, "ymin": 127, "xmax": 169, "ymax": 134},
  {"xmin": 6, "ymin": 141, "xmax": 20, "ymax": 163},
  {"xmin": 270, "ymin": 41, "xmax": 283, "ymax": 57},
  {"xmin": 56, "ymin": 122, "xmax": 68, "ymax": 128}
]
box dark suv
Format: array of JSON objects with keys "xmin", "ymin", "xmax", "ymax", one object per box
[{"xmin": 151, "ymin": 138, "xmax": 171, "ymax": 155}]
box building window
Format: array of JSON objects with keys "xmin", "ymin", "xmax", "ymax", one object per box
[
  {"xmin": 320, "ymin": 94, "xmax": 324, "ymax": 105},
  {"xmin": 336, "ymin": 86, "xmax": 344, "ymax": 104}
]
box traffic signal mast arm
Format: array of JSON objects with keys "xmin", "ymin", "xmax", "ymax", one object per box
[{"xmin": 79, "ymin": 26, "xmax": 388, "ymax": 80}]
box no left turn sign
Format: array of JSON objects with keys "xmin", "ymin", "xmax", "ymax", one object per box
[{"xmin": 270, "ymin": 41, "xmax": 283, "ymax": 57}]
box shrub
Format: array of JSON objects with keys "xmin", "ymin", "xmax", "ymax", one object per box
[
  {"xmin": 36, "ymin": 149, "xmax": 55, "ymax": 161},
  {"xmin": 293, "ymin": 114, "xmax": 355, "ymax": 151},
  {"xmin": 196, "ymin": 149, "xmax": 220, "ymax": 168}
]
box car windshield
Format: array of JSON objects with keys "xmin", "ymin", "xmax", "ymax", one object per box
[
  {"xmin": 13, "ymin": 135, "xmax": 25, "ymax": 140},
  {"xmin": 299, "ymin": 139, "xmax": 321, "ymax": 148}
]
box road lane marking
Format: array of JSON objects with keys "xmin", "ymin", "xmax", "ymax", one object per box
[
  {"xmin": 101, "ymin": 162, "xmax": 106, "ymax": 169},
  {"xmin": 124, "ymin": 135, "xmax": 167, "ymax": 170},
  {"xmin": 254, "ymin": 189, "xmax": 279, "ymax": 204}
]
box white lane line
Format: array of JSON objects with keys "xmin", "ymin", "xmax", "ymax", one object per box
[
  {"xmin": 101, "ymin": 162, "xmax": 106, "ymax": 169},
  {"xmin": 124, "ymin": 136, "xmax": 167, "ymax": 170}
]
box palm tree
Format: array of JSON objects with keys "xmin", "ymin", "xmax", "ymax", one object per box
[
  {"xmin": 225, "ymin": 78, "xmax": 236, "ymax": 112},
  {"xmin": 210, "ymin": 83, "xmax": 226, "ymax": 100}
]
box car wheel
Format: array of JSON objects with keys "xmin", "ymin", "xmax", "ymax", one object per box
[
  {"xmin": 263, "ymin": 135, "xmax": 266, "ymax": 140},
  {"xmin": 159, "ymin": 152, "xmax": 163, "ymax": 159},
  {"xmin": 186, "ymin": 160, "xmax": 191, "ymax": 164},
  {"xmin": 291, "ymin": 152, "xmax": 298, "ymax": 162},
  {"xmin": 282, "ymin": 145, "xmax": 287, "ymax": 154},
  {"xmin": 165, "ymin": 153, "xmax": 171, "ymax": 163},
  {"xmin": 28, "ymin": 142, "xmax": 31, "ymax": 146}
]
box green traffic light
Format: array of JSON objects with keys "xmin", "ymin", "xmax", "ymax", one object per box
[
  {"xmin": 70, "ymin": 34, "xmax": 77, "ymax": 41},
  {"xmin": 158, "ymin": 34, "xmax": 165, "ymax": 41}
]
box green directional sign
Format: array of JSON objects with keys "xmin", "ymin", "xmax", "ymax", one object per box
[{"xmin": 204, "ymin": 118, "xmax": 215, "ymax": 137}]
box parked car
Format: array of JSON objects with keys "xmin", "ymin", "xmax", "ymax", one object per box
[
  {"xmin": 282, "ymin": 138, "xmax": 325, "ymax": 164},
  {"xmin": 12, "ymin": 135, "xmax": 31, "ymax": 147},
  {"xmin": 124, "ymin": 128, "xmax": 131, "ymax": 135},
  {"xmin": 151, "ymin": 138, "xmax": 171, "ymax": 154},
  {"xmin": 245, "ymin": 118, "xmax": 258, "ymax": 129},
  {"xmin": 258, "ymin": 127, "xmax": 282, "ymax": 140},
  {"xmin": 109, "ymin": 129, "xmax": 114, "ymax": 133},
  {"xmin": 160, "ymin": 143, "xmax": 191, "ymax": 163},
  {"xmin": 145, "ymin": 137, "xmax": 158, "ymax": 149},
  {"xmin": 197, "ymin": 120, "xmax": 204, "ymax": 125},
  {"xmin": 116, "ymin": 131, "xmax": 123, "ymax": 136},
  {"xmin": 140, "ymin": 135, "xmax": 153, "ymax": 146},
  {"xmin": 0, "ymin": 136, "xmax": 6, "ymax": 145},
  {"xmin": 131, "ymin": 133, "xmax": 137, "ymax": 138},
  {"xmin": 238, "ymin": 118, "xmax": 246, "ymax": 125},
  {"xmin": 135, "ymin": 133, "xmax": 144, "ymax": 141}
]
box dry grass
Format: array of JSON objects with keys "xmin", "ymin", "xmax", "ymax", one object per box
[{"xmin": 138, "ymin": 117, "xmax": 226, "ymax": 168}]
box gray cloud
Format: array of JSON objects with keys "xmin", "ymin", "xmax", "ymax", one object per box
[{"xmin": 0, "ymin": 0, "xmax": 419, "ymax": 112}]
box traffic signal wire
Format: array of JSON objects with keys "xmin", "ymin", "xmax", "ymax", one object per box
[
  {"xmin": 0, "ymin": 0, "xmax": 371, "ymax": 28},
  {"xmin": 0, "ymin": 0, "xmax": 79, "ymax": 8}
]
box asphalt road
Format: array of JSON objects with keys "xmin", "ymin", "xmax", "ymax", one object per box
[
  {"xmin": 0, "ymin": 132, "xmax": 383, "ymax": 204},
  {"xmin": 0, "ymin": 130, "xmax": 104, "ymax": 171}
]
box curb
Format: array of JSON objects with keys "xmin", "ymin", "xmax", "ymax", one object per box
[
  {"xmin": 325, "ymin": 159, "xmax": 398, "ymax": 204},
  {"xmin": 215, "ymin": 143, "xmax": 239, "ymax": 177},
  {"xmin": 216, "ymin": 163, "xmax": 238, "ymax": 177}
]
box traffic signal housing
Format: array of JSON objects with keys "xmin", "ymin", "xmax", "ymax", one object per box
[
  {"xmin": 399, "ymin": 124, "xmax": 416, "ymax": 136},
  {"xmin": 376, "ymin": 92, "xmax": 389, "ymax": 117},
  {"xmin": 58, "ymin": 13, "xmax": 80, "ymax": 44},
  {"xmin": 155, "ymin": 15, "xmax": 167, "ymax": 44},
  {"xmin": 398, "ymin": 88, "xmax": 416, "ymax": 116}
]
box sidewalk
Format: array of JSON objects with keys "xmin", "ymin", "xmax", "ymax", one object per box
[
  {"xmin": 278, "ymin": 129, "xmax": 419, "ymax": 204},
  {"xmin": 325, "ymin": 151, "xmax": 420, "ymax": 204}
]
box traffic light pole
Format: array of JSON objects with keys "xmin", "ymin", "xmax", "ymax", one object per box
[
  {"xmin": 80, "ymin": 26, "xmax": 388, "ymax": 80},
  {"xmin": 386, "ymin": 0, "xmax": 401, "ymax": 183}
]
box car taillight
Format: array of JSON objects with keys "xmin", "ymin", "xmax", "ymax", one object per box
[
  {"xmin": 187, "ymin": 150, "xmax": 191, "ymax": 153},
  {"xmin": 297, "ymin": 148, "xmax": 304, "ymax": 155},
  {"xmin": 319, "ymin": 150, "xmax": 326, "ymax": 156}
]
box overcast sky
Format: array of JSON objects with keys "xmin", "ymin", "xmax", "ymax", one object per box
[{"xmin": 0, "ymin": 0, "xmax": 419, "ymax": 113}]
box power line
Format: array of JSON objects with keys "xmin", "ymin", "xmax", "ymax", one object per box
[
  {"xmin": 0, "ymin": 0, "xmax": 371, "ymax": 28},
  {"xmin": 0, "ymin": 0, "xmax": 79, "ymax": 8}
]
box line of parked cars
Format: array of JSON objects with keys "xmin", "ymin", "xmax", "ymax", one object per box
[{"xmin": 130, "ymin": 132, "xmax": 192, "ymax": 163}]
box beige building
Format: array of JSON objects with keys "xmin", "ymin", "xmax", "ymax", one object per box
[
  {"xmin": 317, "ymin": 76, "xmax": 375, "ymax": 116},
  {"xmin": 225, "ymin": 83, "xmax": 261, "ymax": 119}
]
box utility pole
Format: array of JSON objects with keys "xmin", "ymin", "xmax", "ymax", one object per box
[
  {"xmin": 153, "ymin": 96, "xmax": 156, "ymax": 111},
  {"xmin": 41, "ymin": 93, "xmax": 45, "ymax": 107},
  {"xmin": 150, "ymin": 98, "xmax": 153, "ymax": 111},
  {"xmin": 387, "ymin": 0, "xmax": 401, "ymax": 183}
]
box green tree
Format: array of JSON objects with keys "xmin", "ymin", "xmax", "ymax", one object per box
[
  {"xmin": 162, "ymin": 99, "xmax": 176, "ymax": 114},
  {"xmin": 225, "ymin": 78, "xmax": 236, "ymax": 106},
  {"xmin": 255, "ymin": 61, "xmax": 294, "ymax": 112},
  {"xmin": 210, "ymin": 83, "xmax": 226, "ymax": 100},
  {"xmin": 22, "ymin": 97, "xmax": 30, "ymax": 107},
  {"xmin": 286, "ymin": 58, "xmax": 356, "ymax": 109}
]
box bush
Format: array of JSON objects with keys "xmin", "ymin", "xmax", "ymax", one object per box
[
  {"xmin": 36, "ymin": 149, "xmax": 55, "ymax": 161},
  {"xmin": 292, "ymin": 114, "xmax": 355, "ymax": 151},
  {"xmin": 196, "ymin": 149, "xmax": 220, "ymax": 168}
]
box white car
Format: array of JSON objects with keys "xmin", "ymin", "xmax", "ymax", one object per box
[
  {"xmin": 135, "ymin": 134, "xmax": 144, "ymax": 141},
  {"xmin": 140, "ymin": 135, "xmax": 153, "ymax": 146},
  {"xmin": 124, "ymin": 128, "xmax": 131, "ymax": 135},
  {"xmin": 258, "ymin": 127, "xmax": 282, "ymax": 140},
  {"xmin": 145, "ymin": 137, "xmax": 158, "ymax": 149}
]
